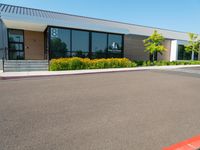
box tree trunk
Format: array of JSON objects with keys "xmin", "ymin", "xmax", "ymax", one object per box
[
  {"xmin": 150, "ymin": 52, "xmax": 158, "ymax": 62},
  {"xmin": 150, "ymin": 54, "xmax": 154, "ymax": 62},
  {"xmin": 191, "ymin": 51, "xmax": 194, "ymax": 60}
]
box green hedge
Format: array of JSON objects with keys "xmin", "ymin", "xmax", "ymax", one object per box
[
  {"xmin": 50, "ymin": 57, "xmax": 136, "ymax": 71},
  {"xmin": 50, "ymin": 57, "xmax": 200, "ymax": 71},
  {"xmin": 135, "ymin": 60, "xmax": 200, "ymax": 67}
]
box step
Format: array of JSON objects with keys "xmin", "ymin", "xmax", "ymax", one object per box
[
  {"xmin": 4, "ymin": 64, "xmax": 48, "ymax": 67},
  {"xmin": 4, "ymin": 62, "xmax": 48, "ymax": 64},
  {"xmin": 4, "ymin": 68, "xmax": 48, "ymax": 72},
  {"xmin": 5, "ymin": 60, "xmax": 48, "ymax": 63},
  {"xmin": 4, "ymin": 67, "xmax": 48, "ymax": 70},
  {"xmin": 3, "ymin": 60, "xmax": 49, "ymax": 72},
  {"xmin": 4, "ymin": 63, "xmax": 49, "ymax": 65}
]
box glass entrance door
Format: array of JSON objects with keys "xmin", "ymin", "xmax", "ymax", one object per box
[{"xmin": 8, "ymin": 29, "xmax": 24, "ymax": 60}]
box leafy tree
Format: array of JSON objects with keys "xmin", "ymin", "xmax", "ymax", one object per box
[
  {"xmin": 143, "ymin": 30, "xmax": 166, "ymax": 61},
  {"xmin": 185, "ymin": 33, "xmax": 200, "ymax": 60}
]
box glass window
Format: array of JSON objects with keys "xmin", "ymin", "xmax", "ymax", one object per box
[
  {"xmin": 91, "ymin": 32, "xmax": 107, "ymax": 58},
  {"xmin": 194, "ymin": 52, "xmax": 199, "ymax": 60},
  {"xmin": 108, "ymin": 34, "xmax": 123, "ymax": 58},
  {"xmin": 8, "ymin": 29, "xmax": 24, "ymax": 60},
  {"xmin": 72, "ymin": 30, "xmax": 89, "ymax": 57},
  {"xmin": 48, "ymin": 27, "xmax": 123, "ymax": 59},
  {"xmin": 9, "ymin": 51, "xmax": 24, "ymax": 60},
  {"xmin": 92, "ymin": 32, "xmax": 107, "ymax": 52},
  {"xmin": 178, "ymin": 45, "xmax": 191, "ymax": 60},
  {"xmin": 50, "ymin": 28, "xmax": 71, "ymax": 59},
  {"xmin": 9, "ymin": 43, "xmax": 23, "ymax": 51},
  {"xmin": 8, "ymin": 30, "xmax": 24, "ymax": 42}
]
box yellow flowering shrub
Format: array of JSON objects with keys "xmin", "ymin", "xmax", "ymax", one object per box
[{"xmin": 50, "ymin": 57, "xmax": 136, "ymax": 71}]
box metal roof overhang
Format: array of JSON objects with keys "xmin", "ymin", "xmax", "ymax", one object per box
[
  {"xmin": 1, "ymin": 13, "xmax": 129, "ymax": 34},
  {"xmin": 1, "ymin": 12, "xmax": 189, "ymax": 41}
]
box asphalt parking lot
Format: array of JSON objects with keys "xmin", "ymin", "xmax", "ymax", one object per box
[{"xmin": 1, "ymin": 67, "xmax": 200, "ymax": 150}]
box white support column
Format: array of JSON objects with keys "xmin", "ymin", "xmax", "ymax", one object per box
[
  {"xmin": 170, "ymin": 40, "xmax": 178, "ymax": 61},
  {"xmin": 191, "ymin": 51, "xmax": 194, "ymax": 60},
  {"xmin": 170, "ymin": 40, "xmax": 188, "ymax": 61}
]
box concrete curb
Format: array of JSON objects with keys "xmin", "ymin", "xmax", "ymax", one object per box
[{"xmin": 1, "ymin": 65, "xmax": 200, "ymax": 80}]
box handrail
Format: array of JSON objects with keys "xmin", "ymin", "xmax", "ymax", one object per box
[
  {"xmin": 0, "ymin": 47, "xmax": 7, "ymax": 72},
  {"xmin": 0, "ymin": 47, "xmax": 7, "ymax": 59},
  {"xmin": 2, "ymin": 56, "xmax": 4, "ymax": 72}
]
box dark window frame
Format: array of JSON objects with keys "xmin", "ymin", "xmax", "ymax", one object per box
[
  {"xmin": 50, "ymin": 28, "xmax": 71, "ymax": 59},
  {"xmin": 48, "ymin": 25, "xmax": 124, "ymax": 59},
  {"xmin": 91, "ymin": 32, "xmax": 108, "ymax": 58},
  {"xmin": 108, "ymin": 33, "xmax": 124, "ymax": 58},
  {"xmin": 71, "ymin": 29, "xmax": 90, "ymax": 54},
  {"xmin": 7, "ymin": 29, "xmax": 25, "ymax": 60},
  {"xmin": 178, "ymin": 44, "xmax": 198, "ymax": 60}
]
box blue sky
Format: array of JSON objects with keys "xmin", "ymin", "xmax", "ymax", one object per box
[{"xmin": 0, "ymin": 0, "xmax": 200, "ymax": 33}]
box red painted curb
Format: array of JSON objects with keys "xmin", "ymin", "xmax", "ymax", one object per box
[{"xmin": 163, "ymin": 135, "xmax": 200, "ymax": 150}]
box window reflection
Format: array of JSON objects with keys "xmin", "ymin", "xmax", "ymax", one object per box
[
  {"xmin": 50, "ymin": 28, "xmax": 71, "ymax": 59},
  {"xmin": 178, "ymin": 45, "xmax": 198, "ymax": 60},
  {"xmin": 49, "ymin": 27, "xmax": 123, "ymax": 59},
  {"xmin": 91, "ymin": 32, "xmax": 107, "ymax": 58},
  {"xmin": 108, "ymin": 34, "xmax": 123, "ymax": 58},
  {"xmin": 8, "ymin": 29, "xmax": 24, "ymax": 60},
  {"xmin": 8, "ymin": 30, "xmax": 24, "ymax": 42},
  {"xmin": 72, "ymin": 30, "xmax": 89, "ymax": 57}
]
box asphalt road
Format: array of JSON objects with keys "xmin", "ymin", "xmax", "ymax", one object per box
[{"xmin": 1, "ymin": 68, "xmax": 200, "ymax": 150}]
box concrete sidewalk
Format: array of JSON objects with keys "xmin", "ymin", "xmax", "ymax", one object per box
[{"xmin": 1, "ymin": 65, "xmax": 200, "ymax": 79}]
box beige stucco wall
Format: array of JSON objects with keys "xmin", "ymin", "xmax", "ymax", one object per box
[
  {"xmin": 157, "ymin": 40, "xmax": 171, "ymax": 61},
  {"xmin": 24, "ymin": 30, "xmax": 44, "ymax": 60},
  {"xmin": 124, "ymin": 34, "xmax": 172, "ymax": 61}
]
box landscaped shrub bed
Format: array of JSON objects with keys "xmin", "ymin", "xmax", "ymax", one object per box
[
  {"xmin": 50, "ymin": 57, "xmax": 136, "ymax": 71},
  {"xmin": 50, "ymin": 57, "xmax": 200, "ymax": 71},
  {"xmin": 135, "ymin": 60, "xmax": 200, "ymax": 67}
]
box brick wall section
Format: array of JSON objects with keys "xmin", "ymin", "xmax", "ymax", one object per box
[
  {"xmin": 24, "ymin": 30, "xmax": 44, "ymax": 60},
  {"xmin": 124, "ymin": 34, "xmax": 149, "ymax": 61},
  {"xmin": 124, "ymin": 34, "xmax": 172, "ymax": 61}
]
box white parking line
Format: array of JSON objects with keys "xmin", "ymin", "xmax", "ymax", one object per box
[
  {"xmin": 169, "ymin": 68, "xmax": 200, "ymax": 75},
  {"xmin": 187, "ymin": 144, "xmax": 197, "ymax": 149}
]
